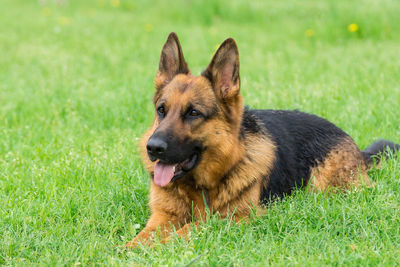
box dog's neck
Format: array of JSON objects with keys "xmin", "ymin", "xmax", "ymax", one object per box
[
  {"xmin": 192, "ymin": 107, "xmax": 276, "ymax": 211},
  {"xmin": 203, "ymin": 132, "xmax": 276, "ymax": 213},
  {"xmin": 191, "ymin": 99, "xmax": 246, "ymax": 189}
]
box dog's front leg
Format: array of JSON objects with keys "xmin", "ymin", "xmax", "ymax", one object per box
[{"xmin": 125, "ymin": 211, "xmax": 181, "ymax": 248}]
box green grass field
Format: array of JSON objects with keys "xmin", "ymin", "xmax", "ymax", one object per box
[{"xmin": 1, "ymin": 0, "xmax": 400, "ymax": 265}]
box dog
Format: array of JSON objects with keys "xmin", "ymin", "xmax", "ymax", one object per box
[{"xmin": 126, "ymin": 32, "xmax": 399, "ymax": 248}]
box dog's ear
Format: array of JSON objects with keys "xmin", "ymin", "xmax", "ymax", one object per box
[
  {"xmin": 155, "ymin": 32, "xmax": 190, "ymax": 90},
  {"xmin": 202, "ymin": 38, "xmax": 240, "ymax": 99}
]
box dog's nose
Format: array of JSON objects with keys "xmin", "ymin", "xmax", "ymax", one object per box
[{"xmin": 147, "ymin": 137, "xmax": 168, "ymax": 157}]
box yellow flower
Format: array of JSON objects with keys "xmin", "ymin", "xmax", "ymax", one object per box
[
  {"xmin": 144, "ymin": 23, "xmax": 153, "ymax": 32},
  {"xmin": 42, "ymin": 7, "xmax": 51, "ymax": 16},
  {"xmin": 348, "ymin": 23, "xmax": 359, "ymax": 32},
  {"xmin": 58, "ymin": 16, "xmax": 72, "ymax": 25},
  {"xmin": 110, "ymin": 0, "xmax": 120, "ymax": 8},
  {"xmin": 305, "ymin": 29, "xmax": 315, "ymax": 37}
]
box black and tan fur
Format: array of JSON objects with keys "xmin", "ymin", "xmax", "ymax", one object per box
[{"xmin": 126, "ymin": 33, "xmax": 399, "ymax": 248}]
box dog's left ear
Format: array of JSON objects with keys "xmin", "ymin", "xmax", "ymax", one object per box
[
  {"xmin": 155, "ymin": 32, "xmax": 190, "ymax": 90},
  {"xmin": 202, "ymin": 38, "xmax": 240, "ymax": 99}
]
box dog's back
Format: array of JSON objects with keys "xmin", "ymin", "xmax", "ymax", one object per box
[
  {"xmin": 245, "ymin": 109, "xmax": 360, "ymax": 200},
  {"xmin": 245, "ymin": 109, "xmax": 398, "ymax": 201}
]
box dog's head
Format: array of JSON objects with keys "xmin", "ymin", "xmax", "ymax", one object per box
[{"xmin": 146, "ymin": 32, "xmax": 243, "ymax": 187}]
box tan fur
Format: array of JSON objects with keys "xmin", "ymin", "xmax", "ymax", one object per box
[
  {"xmin": 309, "ymin": 137, "xmax": 371, "ymax": 191},
  {"xmin": 208, "ymin": 133, "xmax": 275, "ymax": 217}
]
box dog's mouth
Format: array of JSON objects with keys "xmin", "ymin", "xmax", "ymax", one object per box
[{"xmin": 153, "ymin": 153, "xmax": 199, "ymax": 187}]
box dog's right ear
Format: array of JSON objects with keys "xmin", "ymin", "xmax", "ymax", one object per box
[{"xmin": 155, "ymin": 32, "xmax": 190, "ymax": 90}]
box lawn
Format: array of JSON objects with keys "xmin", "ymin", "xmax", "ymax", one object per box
[{"xmin": 1, "ymin": 0, "xmax": 399, "ymax": 265}]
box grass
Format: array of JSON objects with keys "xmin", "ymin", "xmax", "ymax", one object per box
[{"xmin": 0, "ymin": 0, "xmax": 399, "ymax": 265}]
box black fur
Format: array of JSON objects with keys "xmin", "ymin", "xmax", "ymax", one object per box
[
  {"xmin": 242, "ymin": 109, "xmax": 350, "ymax": 202},
  {"xmin": 362, "ymin": 139, "xmax": 399, "ymax": 166},
  {"xmin": 240, "ymin": 108, "xmax": 266, "ymax": 137}
]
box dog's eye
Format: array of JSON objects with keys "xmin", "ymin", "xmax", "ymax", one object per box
[
  {"xmin": 189, "ymin": 109, "xmax": 200, "ymax": 117},
  {"xmin": 157, "ymin": 106, "xmax": 165, "ymax": 117}
]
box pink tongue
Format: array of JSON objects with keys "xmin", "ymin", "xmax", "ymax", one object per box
[{"xmin": 154, "ymin": 162, "xmax": 175, "ymax": 187}]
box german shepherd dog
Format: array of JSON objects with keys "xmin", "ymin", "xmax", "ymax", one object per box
[{"xmin": 126, "ymin": 32, "xmax": 399, "ymax": 248}]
